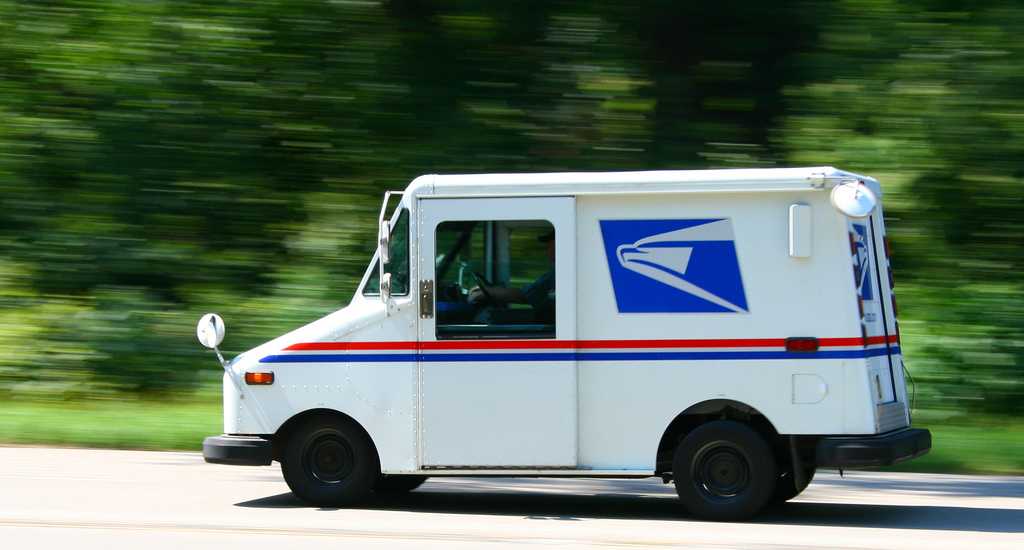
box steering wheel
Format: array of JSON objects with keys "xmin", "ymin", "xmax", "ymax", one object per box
[{"xmin": 470, "ymin": 270, "xmax": 495, "ymax": 303}]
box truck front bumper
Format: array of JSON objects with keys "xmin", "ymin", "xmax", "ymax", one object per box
[
  {"xmin": 202, "ymin": 434, "xmax": 273, "ymax": 466},
  {"xmin": 816, "ymin": 428, "xmax": 931, "ymax": 468}
]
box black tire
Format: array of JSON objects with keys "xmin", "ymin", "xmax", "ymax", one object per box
[
  {"xmin": 280, "ymin": 416, "xmax": 379, "ymax": 507},
  {"xmin": 772, "ymin": 466, "xmax": 815, "ymax": 504},
  {"xmin": 672, "ymin": 420, "xmax": 777, "ymax": 521},
  {"xmin": 375, "ymin": 475, "xmax": 428, "ymax": 493}
]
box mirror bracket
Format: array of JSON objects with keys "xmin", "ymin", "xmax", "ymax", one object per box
[
  {"xmin": 376, "ymin": 190, "xmax": 404, "ymax": 305},
  {"xmin": 380, "ymin": 272, "xmax": 392, "ymax": 303}
]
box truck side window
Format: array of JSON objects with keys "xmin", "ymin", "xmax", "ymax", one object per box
[
  {"xmin": 435, "ymin": 220, "xmax": 555, "ymax": 339},
  {"xmin": 363, "ymin": 208, "xmax": 410, "ymax": 296}
]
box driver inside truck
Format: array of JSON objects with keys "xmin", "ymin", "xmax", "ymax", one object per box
[{"xmin": 468, "ymin": 230, "xmax": 555, "ymax": 321}]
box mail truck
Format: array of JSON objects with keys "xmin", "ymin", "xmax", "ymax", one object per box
[{"xmin": 198, "ymin": 167, "xmax": 931, "ymax": 520}]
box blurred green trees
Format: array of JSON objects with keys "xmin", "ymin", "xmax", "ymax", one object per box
[{"xmin": 0, "ymin": 1, "xmax": 1021, "ymax": 417}]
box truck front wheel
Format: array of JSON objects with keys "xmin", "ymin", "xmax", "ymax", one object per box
[
  {"xmin": 280, "ymin": 416, "xmax": 379, "ymax": 507},
  {"xmin": 672, "ymin": 420, "xmax": 777, "ymax": 521}
]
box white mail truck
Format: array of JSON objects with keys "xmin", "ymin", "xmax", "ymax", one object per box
[{"xmin": 198, "ymin": 167, "xmax": 931, "ymax": 520}]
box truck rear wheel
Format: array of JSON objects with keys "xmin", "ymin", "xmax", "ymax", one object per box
[
  {"xmin": 672, "ymin": 420, "xmax": 777, "ymax": 521},
  {"xmin": 376, "ymin": 475, "xmax": 428, "ymax": 493},
  {"xmin": 280, "ymin": 416, "xmax": 379, "ymax": 507}
]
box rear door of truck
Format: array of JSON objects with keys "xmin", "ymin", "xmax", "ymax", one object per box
[{"xmin": 849, "ymin": 208, "xmax": 908, "ymax": 431}]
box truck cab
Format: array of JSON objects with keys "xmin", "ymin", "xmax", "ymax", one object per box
[{"xmin": 199, "ymin": 167, "xmax": 930, "ymax": 521}]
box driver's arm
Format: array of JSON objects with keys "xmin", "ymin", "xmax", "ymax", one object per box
[{"xmin": 469, "ymin": 285, "xmax": 525, "ymax": 305}]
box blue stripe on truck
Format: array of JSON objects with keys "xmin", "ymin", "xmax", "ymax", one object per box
[{"xmin": 260, "ymin": 346, "xmax": 899, "ymax": 364}]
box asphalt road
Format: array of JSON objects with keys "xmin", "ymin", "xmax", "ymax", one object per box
[{"xmin": 1, "ymin": 447, "xmax": 1021, "ymax": 549}]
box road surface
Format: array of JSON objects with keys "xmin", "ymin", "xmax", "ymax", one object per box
[{"xmin": 0, "ymin": 446, "xmax": 1021, "ymax": 549}]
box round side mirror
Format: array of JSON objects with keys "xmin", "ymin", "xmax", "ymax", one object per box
[
  {"xmin": 197, "ymin": 313, "xmax": 226, "ymax": 349},
  {"xmin": 830, "ymin": 181, "xmax": 877, "ymax": 218}
]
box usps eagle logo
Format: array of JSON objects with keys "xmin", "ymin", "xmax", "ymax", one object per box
[
  {"xmin": 599, "ymin": 219, "xmax": 748, "ymax": 313},
  {"xmin": 851, "ymin": 223, "xmax": 874, "ymax": 300}
]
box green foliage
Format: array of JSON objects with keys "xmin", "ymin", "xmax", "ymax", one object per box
[
  {"xmin": 0, "ymin": 398, "xmax": 221, "ymax": 451},
  {"xmin": 883, "ymin": 414, "xmax": 1024, "ymax": 475},
  {"xmin": 0, "ymin": 0, "xmax": 1021, "ymax": 422}
]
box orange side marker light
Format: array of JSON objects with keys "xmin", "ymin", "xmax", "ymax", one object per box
[{"xmin": 245, "ymin": 372, "xmax": 275, "ymax": 385}]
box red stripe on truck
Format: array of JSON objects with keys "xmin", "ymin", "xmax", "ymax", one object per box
[{"xmin": 284, "ymin": 335, "xmax": 897, "ymax": 352}]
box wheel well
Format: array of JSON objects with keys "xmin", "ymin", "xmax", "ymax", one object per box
[
  {"xmin": 655, "ymin": 399, "xmax": 782, "ymax": 476},
  {"xmin": 271, "ymin": 408, "xmax": 378, "ymax": 464}
]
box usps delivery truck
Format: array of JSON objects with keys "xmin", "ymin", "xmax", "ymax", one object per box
[{"xmin": 198, "ymin": 167, "xmax": 931, "ymax": 521}]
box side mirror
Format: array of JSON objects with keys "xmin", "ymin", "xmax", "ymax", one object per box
[
  {"xmin": 196, "ymin": 313, "xmax": 225, "ymax": 349},
  {"xmin": 830, "ymin": 181, "xmax": 877, "ymax": 218},
  {"xmin": 380, "ymin": 272, "xmax": 392, "ymax": 303},
  {"xmin": 379, "ymin": 220, "xmax": 391, "ymax": 264}
]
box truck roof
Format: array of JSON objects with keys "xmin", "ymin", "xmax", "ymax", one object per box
[{"xmin": 407, "ymin": 166, "xmax": 878, "ymax": 198}]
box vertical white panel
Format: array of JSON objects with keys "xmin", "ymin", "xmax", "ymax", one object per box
[{"xmin": 789, "ymin": 203, "xmax": 812, "ymax": 258}]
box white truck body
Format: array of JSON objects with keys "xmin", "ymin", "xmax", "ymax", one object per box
[
  {"xmin": 203, "ymin": 164, "xmax": 933, "ymax": 516},
  {"xmin": 202, "ymin": 166, "xmax": 930, "ymax": 518}
]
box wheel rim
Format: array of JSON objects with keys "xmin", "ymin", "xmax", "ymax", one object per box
[
  {"xmin": 691, "ymin": 441, "xmax": 751, "ymax": 500},
  {"xmin": 304, "ymin": 433, "xmax": 355, "ymax": 484}
]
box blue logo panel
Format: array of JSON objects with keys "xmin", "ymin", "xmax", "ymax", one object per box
[
  {"xmin": 599, "ymin": 219, "xmax": 748, "ymax": 313},
  {"xmin": 852, "ymin": 223, "xmax": 874, "ymax": 300}
]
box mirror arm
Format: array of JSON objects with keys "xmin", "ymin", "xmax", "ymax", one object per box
[
  {"xmin": 214, "ymin": 346, "xmax": 246, "ymax": 397},
  {"xmin": 378, "ymin": 245, "xmax": 386, "ymax": 304},
  {"xmin": 377, "ymin": 190, "xmax": 403, "ymax": 228},
  {"xmin": 211, "ymin": 345, "xmax": 228, "ymax": 370}
]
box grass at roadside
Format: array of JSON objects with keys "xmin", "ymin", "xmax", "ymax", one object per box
[
  {"xmin": 880, "ymin": 418, "xmax": 1024, "ymax": 475},
  {"xmin": 0, "ymin": 398, "xmax": 220, "ymax": 451},
  {"xmin": 1, "ymin": 400, "xmax": 1022, "ymax": 475}
]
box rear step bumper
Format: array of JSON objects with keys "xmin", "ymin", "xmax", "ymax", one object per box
[
  {"xmin": 816, "ymin": 428, "xmax": 931, "ymax": 468},
  {"xmin": 203, "ymin": 434, "xmax": 273, "ymax": 466}
]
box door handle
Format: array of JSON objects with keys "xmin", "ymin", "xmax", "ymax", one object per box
[{"xmin": 419, "ymin": 280, "xmax": 434, "ymax": 319}]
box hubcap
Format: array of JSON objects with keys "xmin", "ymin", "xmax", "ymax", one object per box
[
  {"xmin": 305, "ymin": 434, "xmax": 355, "ymax": 484},
  {"xmin": 692, "ymin": 442, "xmax": 751, "ymax": 499}
]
